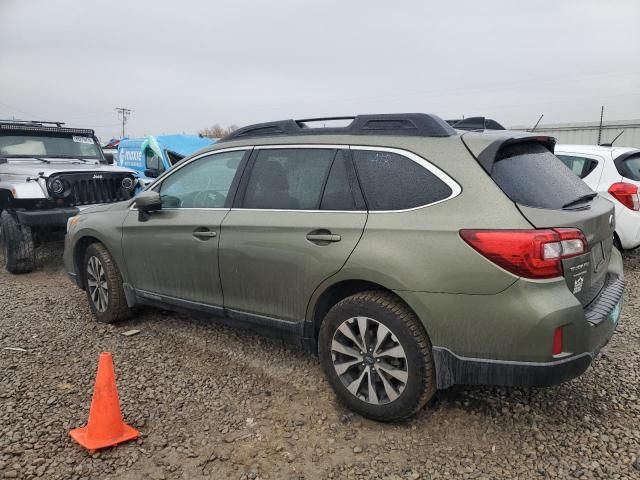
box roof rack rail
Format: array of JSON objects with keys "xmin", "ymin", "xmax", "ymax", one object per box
[
  {"xmin": 221, "ymin": 113, "xmax": 456, "ymax": 141},
  {"xmin": 0, "ymin": 119, "xmax": 66, "ymax": 127},
  {"xmin": 446, "ymin": 117, "xmax": 505, "ymax": 131},
  {"xmin": 0, "ymin": 121, "xmax": 95, "ymax": 136}
]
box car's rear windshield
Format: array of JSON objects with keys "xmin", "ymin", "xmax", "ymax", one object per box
[
  {"xmin": 490, "ymin": 142, "xmax": 595, "ymax": 210},
  {"xmin": 615, "ymin": 152, "xmax": 640, "ymax": 181},
  {"xmin": 0, "ymin": 132, "xmax": 101, "ymax": 158}
]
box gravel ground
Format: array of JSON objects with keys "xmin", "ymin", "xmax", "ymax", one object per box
[{"xmin": 1, "ymin": 242, "xmax": 639, "ymax": 480}]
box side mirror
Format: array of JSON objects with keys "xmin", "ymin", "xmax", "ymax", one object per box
[
  {"xmin": 134, "ymin": 191, "xmax": 161, "ymax": 221},
  {"xmin": 144, "ymin": 168, "xmax": 160, "ymax": 178}
]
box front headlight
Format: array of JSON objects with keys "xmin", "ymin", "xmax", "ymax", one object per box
[
  {"xmin": 121, "ymin": 176, "xmax": 136, "ymax": 191},
  {"xmin": 47, "ymin": 178, "xmax": 65, "ymax": 196}
]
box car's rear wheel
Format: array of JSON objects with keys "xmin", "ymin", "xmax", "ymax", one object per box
[
  {"xmin": 0, "ymin": 210, "xmax": 35, "ymax": 274},
  {"xmin": 318, "ymin": 291, "xmax": 436, "ymax": 421},
  {"xmin": 83, "ymin": 242, "xmax": 130, "ymax": 323}
]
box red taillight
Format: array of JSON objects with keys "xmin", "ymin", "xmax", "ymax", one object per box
[
  {"xmin": 608, "ymin": 182, "xmax": 640, "ymax": 210},
  {"xmin": 459, "ymin": 228, "xmax": 587, "ymax": 279},
  {"xmin": 552, "ymin": 327, "xmax": 563, "ymax": 355}
]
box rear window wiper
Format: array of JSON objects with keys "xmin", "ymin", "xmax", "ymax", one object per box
[{"xmin": 562, "ymin": 192, "xmax": 597, "ymax": 209}]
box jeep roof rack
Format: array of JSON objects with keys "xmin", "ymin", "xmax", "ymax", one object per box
[
  {"xmin": 446, "ymin": 117, "xmax": 506, "ymax": 131},
  {"xmin": 0, "ymin": 119, "xmax": 66, "ymax": 127},
  {"xmin": 0, "ymin": 119, "xmax": 95, "ymax": 136},
  {"xmin": 221, "ymin": 113, "xmax": 456, "ymax": 142}
]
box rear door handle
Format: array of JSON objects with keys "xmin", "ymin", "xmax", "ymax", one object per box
[
  {"xmin": 193, "ymin": 229, "xmax": 217, "ymax": 239},
  {"xmin": 306, "ymin": 233, "xmax": 341, "ymax": 243}
]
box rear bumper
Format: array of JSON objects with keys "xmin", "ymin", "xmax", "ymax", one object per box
[
  {"xmin": 398, "ymin": 248, "xmax": 624, "ymax": 389},
  {"xmin": 432, "ymin": 284, "xmax": 621, "ymax": 389},
  {"xmin": 15, "ymin": 207, "xmax": 79, "ymax": 227},
  {"xmin": 432, "ymin": 347, "xmax": 594, "ymax": 388}
]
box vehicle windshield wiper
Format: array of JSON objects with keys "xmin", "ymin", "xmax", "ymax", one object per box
[
  {"xmin": 562, "ymin": 193, "xmax": 597, "ymax": 209},
  {"xmin": 54, "ymin": 156, "xmax": 98, "ymax": 163},
  {"xmin": 33, "ymin": 157, "xmax": 51, "ymax": 164}
]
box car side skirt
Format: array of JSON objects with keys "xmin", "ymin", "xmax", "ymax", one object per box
[{"xmin": 125, "ymin": 285, "xmax": 313, "ymax": 350}]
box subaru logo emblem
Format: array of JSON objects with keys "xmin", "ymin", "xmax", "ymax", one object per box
[{"xmin": 92, "ymin": 174, "xmax": 103, "ymax": 180}]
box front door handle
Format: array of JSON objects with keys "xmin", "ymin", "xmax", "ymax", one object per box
[
  {"xmin": 306, "ymin": 232, "xmax": 341, "ymax": 243},
  {"xmin": 193, "ymin": 229, "xmax": 217, "ymax": 240}
]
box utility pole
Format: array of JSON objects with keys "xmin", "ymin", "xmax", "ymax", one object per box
[
  {"xmin": 597, "ymin": 106, "xmax": 604, "ymax": 145},
  {"xmin": 115, "ymin": 107, "xmax": 132, "ymax": 138}
]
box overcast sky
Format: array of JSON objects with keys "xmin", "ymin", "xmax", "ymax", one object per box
[{"xmin": 1, "ymin": 0, "xmax": 639, "ymax": 140}]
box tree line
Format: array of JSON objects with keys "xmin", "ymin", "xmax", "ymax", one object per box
[{"xmin": 199, "ymin": 124, "xmax": 239, "ymax": 138}]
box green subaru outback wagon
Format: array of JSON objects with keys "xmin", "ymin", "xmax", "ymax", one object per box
[{"xmin": 64, "ymin": 114, "xmax": 624, "ymax": 420}]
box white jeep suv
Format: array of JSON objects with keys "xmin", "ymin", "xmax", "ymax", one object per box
[{"xmin": 555, "ymin": 144, "xmax": 640, "ymax": 250}]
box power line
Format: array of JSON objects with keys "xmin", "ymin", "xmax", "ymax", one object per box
[
  {"xmin": 115, "ymin": 107, "xmax": 132, "ymax": 138},
  {"xmin": 0, "ymin": 99, "xmax": 38, "ymax": 118}
]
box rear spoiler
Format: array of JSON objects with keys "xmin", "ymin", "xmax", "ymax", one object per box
[{"xmin": 462, "ymin": 133, "xmax": 556, "ymax": 174}]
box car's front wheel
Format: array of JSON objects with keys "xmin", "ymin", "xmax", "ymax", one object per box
[
  {"xmin": 0, "ymin": 210, "xmax": 35, "ymax": 274},
  {"xmin": 83, "ymin": 242, "xmax": 130, "ymax": 323},
  {"xmin": 318, "ymin": 291, "xmax": 436, "ymax": 421}
]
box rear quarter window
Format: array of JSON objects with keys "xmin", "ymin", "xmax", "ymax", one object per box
[
  {"xmin": 352, "ymin": 149, "xmax": 453, "ymax": 211},
  {"xmin": 615, "ymin": 152, "xmax": 640, "ymax": 181},
  {"xmin": 556, "ymin": 154, "xmax": 598, "ymax": 179},
  {"xmin": 490, "ymin": 142, "xmax": 594, "ymax": 210}
]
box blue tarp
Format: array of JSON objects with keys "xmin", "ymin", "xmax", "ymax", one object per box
[
  {"xmin": 143, "ymin": 134, "xmax": 214, "ymax": 158},
  {"xmin": 117, "ymin": 134, "xmax": 215, "ymax": 181}
]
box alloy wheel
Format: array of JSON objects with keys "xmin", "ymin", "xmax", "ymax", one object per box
[
  {"xmin": 87, "ymin": 255, "xmax": 109, "ymax": 312},
  {"xmin": 331, "ymin": 316, "xmax": 408, "ymax": 405}
]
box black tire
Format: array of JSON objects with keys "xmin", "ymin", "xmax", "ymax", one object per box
[
  {"xmin": 0, "ymin": 210, "xmax": 35, "ymax": 274},
  {"xmin": 613, "ymin": 233, "xmax": 622, "ymax": 252},
  {"xmin": 318, "ymin": 290, "xmax": 436, "ymax": 421},
  {"xmin": 83, "ymin": 242, "xmax": 130, "ymax": 323}
]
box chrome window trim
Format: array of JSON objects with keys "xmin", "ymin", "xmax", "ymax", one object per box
[
  {"xmin": 160, "ymin": 208, "xmax": 230, "ymax": 212},
  {"xmin": 233, "ymin": 144, "xmax": 461, "ymax": 213},
  {"xmin": 229, "ymin": 208, "xmax": 367, "ymax": 214},
  {"xmin": 130, "ymin": 144, "xmax": 462, "ymax": 213},
  {"xmin": 255, "ymin": 144, "xmax": 348, "ymax": 150}
]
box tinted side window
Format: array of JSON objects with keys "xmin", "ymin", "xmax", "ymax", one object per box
[
  {"xmin": 320, "ymin": 150, "xmax": 361, "ymax": 211},
  {"xmin": 615, "ymin": 152, "xmax": 640, "ymax": 181},
  {"xmin": 556, "ymin": 154, "xmax": 597, "ymax": 179},
  {"xmin": 158, "ymin": 150, "xmax": 245, "ymax": 208},
  {"xmin": 243, "ymin": 149, "xmax": 334, "ymax": 210},
  {"xmin": 491, "ymin": 143, "xmax": 594, "ymax": 209},
  {"xmin": 352, "ymin": 150, "xmax": 453, "ymax": 211}
]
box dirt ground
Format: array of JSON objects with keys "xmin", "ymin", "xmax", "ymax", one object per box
[{"xmin": 1, "ymin": 242, "xmax": 639, "ymax": 480}]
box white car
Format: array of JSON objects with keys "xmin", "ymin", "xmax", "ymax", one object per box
[{"xmin": 555, "ymin": 144, "xmax": 640, "ymax": 250}]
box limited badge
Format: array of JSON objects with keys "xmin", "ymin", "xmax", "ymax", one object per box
[{"xmin": 573, "ymin": 276, "xmax": 585, "ymax": 294}]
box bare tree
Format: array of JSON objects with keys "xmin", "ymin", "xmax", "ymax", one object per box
[{"xmin": 199, "ymin": 124, "xmax": 239, "ymax": 139}]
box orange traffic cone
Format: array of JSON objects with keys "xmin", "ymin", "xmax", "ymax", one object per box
[{"xmin": 69, "ymin": 352, "xmax": 140, "ymax": 450}]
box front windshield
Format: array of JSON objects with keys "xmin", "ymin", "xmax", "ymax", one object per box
[{"xmin": 0, "ymin": 133, "xmax": 102, "ymax": 158}]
